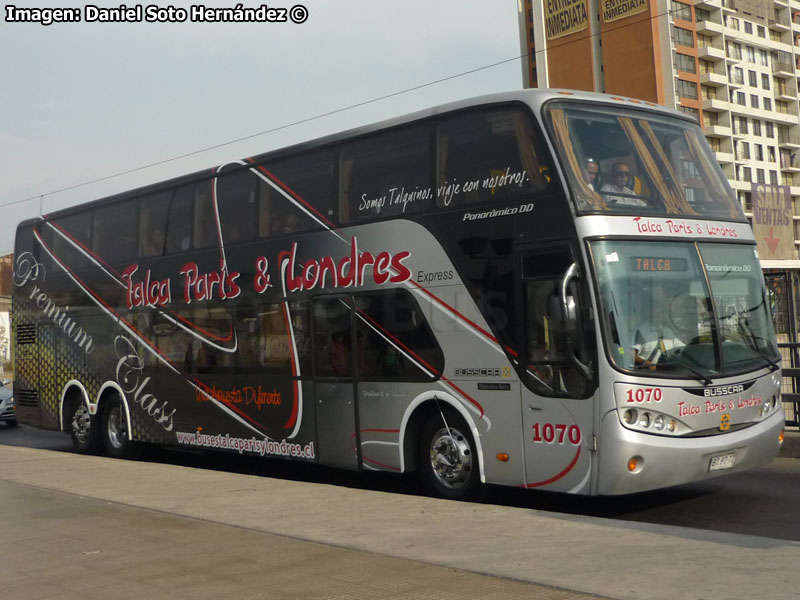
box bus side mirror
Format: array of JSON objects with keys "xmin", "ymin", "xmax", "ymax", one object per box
[{"xmin": 559, "ymin": 262, "xmax": 592, "ymax": 381}]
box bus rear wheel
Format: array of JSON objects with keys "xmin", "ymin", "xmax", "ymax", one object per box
[
  {"xmin": 69, "ymin": 401, "xmax": 99, "ymax": 454},
  {"xmin": 101, "ymin": 397, "xmax": 139, "ymax": 459},
  {"xmin": 418, "ymin": 408, "xmax": 480, "ymax": 500}
]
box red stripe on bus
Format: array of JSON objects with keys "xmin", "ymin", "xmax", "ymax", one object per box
[
  {"xmin": 439, "ymin": 376, "xmax": 485, "ymax": 418},
  {"xmin": 45, "ymin": 220, "xmax": 236, "ymax": 348},
  {"xmin": 521, "ymin": 446, "xmax": 582, "ymax": 489},
  {"xmin": 250, "ymin": 161, "xmax": 338, "ymax": 230},
  {"xmin": 408, "ymin": 279, "xmax": 518, "ymax": 358},
  {"xmin": 355, "ymin": 307, "xmax": 439, "ymax": 376},
  {"xmin": 34, "ymin": 227, "xmax": 179, "ymax": 371},
  {"xmin": 362, "ymin": 456, "xmax": 402, "ymax": 471}
]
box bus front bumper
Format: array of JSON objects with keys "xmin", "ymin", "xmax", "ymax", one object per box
[{"xmin": 595, "ymin": 409, "xmax": 784, "ymax": 496}]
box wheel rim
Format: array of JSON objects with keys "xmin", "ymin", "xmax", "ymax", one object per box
[
  {"xmin": 71, "ymin": 405, "xmax": 92, "ymax": 444},
  {"xmin": 428, "ymin": 426, "xmax": 472, "ymax": 489},
  {"xmin": 107, "ymin": 407, "xmax": 127, "ymax": 449}
]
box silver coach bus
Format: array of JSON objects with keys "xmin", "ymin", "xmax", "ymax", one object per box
[{"xmin": 12, "ymin": 89, "xmax": 785, "ymax": 498}]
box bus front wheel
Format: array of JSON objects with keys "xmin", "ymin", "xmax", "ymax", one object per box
[
  {"xmin": 418, "ymin": 408, "xmax": 480, "ymax": 500},
  {"xmin": 101, "ymin": 396, "xmax": 139, "ymax": 459}
]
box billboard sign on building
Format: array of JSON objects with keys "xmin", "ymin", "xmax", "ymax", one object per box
[
  {"xmin": 544, "ymin": 0, "xmax": 589, "ymax": 40},
  {"xmin": 728, "ymin": 0, "xmax": 773, "ymax": 21},
  {"xmin": 601, "ymin": 0, "xmax": 648, "ymax": 24},
  {"xmin": 751, "ymin": 183, "xmax": 795, "ymax": 260}
]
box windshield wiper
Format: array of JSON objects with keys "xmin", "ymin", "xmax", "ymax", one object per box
[
  {"xmin": 754, "ymin": 352, "xmax": 780, "ymax": 373},
  {"xmin": 660, "ymin": 355, "xmax": 713, "ymax": 385}
]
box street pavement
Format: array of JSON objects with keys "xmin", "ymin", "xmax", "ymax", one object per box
[{"xmin": 1, "ymin": 444, "xmax": 799, "ymax": 600}]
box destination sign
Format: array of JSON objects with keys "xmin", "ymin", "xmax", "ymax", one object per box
[{"xmin": 630, "ymin": 257, "xmax": 688, "ymax": 271}]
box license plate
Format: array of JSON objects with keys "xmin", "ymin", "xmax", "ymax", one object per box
[{"xmin": 709, "ymin": 452, "xmax": 736, "ymax": 472}]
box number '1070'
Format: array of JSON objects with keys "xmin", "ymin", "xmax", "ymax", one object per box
[
  {"xmin": 626, "ymin": 387, "xmax": 663, "ymax": 403},
  {"xmin": 532, "ymin": 423, "xmax": 581, "ymax": 445}
]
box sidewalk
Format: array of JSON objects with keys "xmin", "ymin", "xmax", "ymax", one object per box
[{"xmin": 1, "ymin": 446, "xmax": 798, "ymax": 600}]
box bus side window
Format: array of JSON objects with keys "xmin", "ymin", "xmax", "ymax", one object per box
[
  {"xmin": 353, "ymin": 289, "xmax": 443, "ymax": 381},
  {"xmin": 436, "ymin": 107, "xmax": 550, "ymax": 209},
  {"xmin": 313, "ymin": 296, "xmax": 353, "ymax": 379},
  {"xmin": 193, "ymin": 181, "xmax": 217, "ymax": 249},
  {"xmin": 51, "ymin": 212, "xmax": 92, "ymax": 270},
  {"xmin": 522, "ymin": 249, "xmax": 589, "ymax": 397},
  {"xmin": 93, "ymin": 200, "xmax": 139, "ymax": 265},
  {"xmin": 140, "ymin": 191, "xmax": 171, "ymax": 258},
  {"xmin": 165, "ymin": 187, "xmax": 192, "ymax": 254},
  {"xmin": 217, "ymin": 168, "xmax": 257, "ymax": 244},
  {"xmin": 339, "ymin": 126, "xmax": 431, "ymax": 224},
  {"xmin": 260, "ymin": 150, "xmax": 335, "ymax": 234}
]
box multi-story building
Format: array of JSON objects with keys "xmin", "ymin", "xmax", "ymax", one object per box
[{"xmin": 519, "ymin": 0, "xmax": 800, "ymax": 340}]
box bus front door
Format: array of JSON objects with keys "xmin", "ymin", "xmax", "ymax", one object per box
[{"xmin": 312, "ymin": 295, "xmax": 360, "ymax": 471}]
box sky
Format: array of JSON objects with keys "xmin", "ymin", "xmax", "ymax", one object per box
[{"xmin": 0, "ymin": 0, "xmax": 525, "ymax": 255}]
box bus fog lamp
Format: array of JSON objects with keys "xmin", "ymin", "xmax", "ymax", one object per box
[
  {"xmin": 638, "ymin": 412, "xmax": 652, "ymax": 428},
  {"xmin": 623, "ymin": 409, "xmax": 637, "ymax": 425},
  {"xmin": 653, "ymin": 415, "xmax": 665, "ymax": 431},
  {"xmin": 667, "ymin": 420, "xmax": 677, "ymax": 433}
]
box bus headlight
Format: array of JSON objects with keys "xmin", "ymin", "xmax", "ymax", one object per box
[{"xmin": 619, "ymin": 408, "xmax": 683, "ymax": 435}]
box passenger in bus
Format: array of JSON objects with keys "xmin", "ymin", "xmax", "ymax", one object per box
[
  {"xmin": 582, "ymin": 158, "xmax": 599, "ymax": 190},
  {"xmin": 330, "ymin": 331, "xmax": 350, "ymax": 377},
  {"xmin": 600, "ymin": 162, "xmax": 646, "ymax": 207}
]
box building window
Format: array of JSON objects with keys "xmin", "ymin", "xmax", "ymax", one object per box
[
  {"xmin": 736, "ymin": 91, "xmax": 746, "ymax": 105},
  {"xmin": 737, "ymin": 141, "xmax": 750, "ymax": 160},
  {"xmin": 770, "ymin": 171, "xmax": 778, "ymax": 185},
  {"xmin": 753, "ymin": 120, "xmax": 762, "ymax": 136},
  {"xmin": 756, "ymin": 144, "xmax": 764, "ymax": 161},
  {"xmin": 744, "ymin": 21, "xmax": 753, "ymax": 34},
  {"xmin": 762, "ymin": 73, "xmax": 771, "ymax": 90},
  {"xmin": 764, "ymin": 98, "xmax": 772, "ymax": 111},
  {"xmin": 757, "ymin": 169, "xmax": 766, "ymax": 184},
  {"xmin": 677, "ymin": 79, "xmax": 698, "ymax": 99},
  {"xmin": 727, "ymin": 42, "xmax": 742, "ymax": 60},
  {"xmin": 749, "ymin": 70, "xmax": 757, "ymax": 87},
  {"xmin": 695, "ymin": 7, "xmax": 710, "ymax": 22},
  {"xmin": 759, "ymin": 49, "xmax": 769, "ymax": 66},
  {"xmin": 673, "ymin": 26, "xmax": 694, "ymax": 47},
  {"xmin": 746, "ymin": 46, "xmax": 756, "ymax": 63},
  {"xmin": 737, "ymin": 117, "xmax": 749, "ymax": 135},
  {"xmin": 679, "ymin": 105, "xmax": 699, "ymax": 121},
  {"xmin": 672, "ymin": 0, "xmax": 691, "ymax": 21},
  {"xmin": 758, "ymin": 25, "xmax": 766, "ymax": 38},
  {"xmin": 740, "ymin": 167, "xmax": 752, "ymax": 182},
  {"xmin": 751, "ymin": 94, "xmax": 760, "ymax": 108},
  {"xmin": 674, "ymin": 52, "xmax": 696, "ymax": 74},
  {"xmin": 726, "ymin": 16, "xmax": 740, "ymax": 30}
]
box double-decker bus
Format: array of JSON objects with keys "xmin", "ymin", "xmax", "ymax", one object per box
[{"xmin": 11, "ymin": 90, "xmax": 785, "ymax": 498}]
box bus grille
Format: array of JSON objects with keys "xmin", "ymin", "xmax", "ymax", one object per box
[
  {"xmin": 681, "ymin": 422, "xmax": 754, "ymax": 437},
  {"xmin": 16, "ymin": 390, "xmax": 39, "ymax": 408},
  {"xmin": 16, "ymin": 324, "xmax": 36, "ymax": 345}
]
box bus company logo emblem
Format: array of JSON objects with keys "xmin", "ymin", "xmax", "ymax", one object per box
[
  {"xmin": 502, "ymin": 367, "xmax": 512, "ymax": 378},
  {"xmin": 454, "ymin": 367, "xmax": 501, "ymax": 378},
  {"xmin": 719, "ymin": 413, "xmax": 731, "ymax": 431}
]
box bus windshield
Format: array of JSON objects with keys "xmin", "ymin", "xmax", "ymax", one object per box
[
  {"xmin": 545, "ymin": 101, "xmax": 744, "ymax": 221},
  {"xmin": 591, "ymin": 240, "xmax": 779, "ymax": 379}
]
